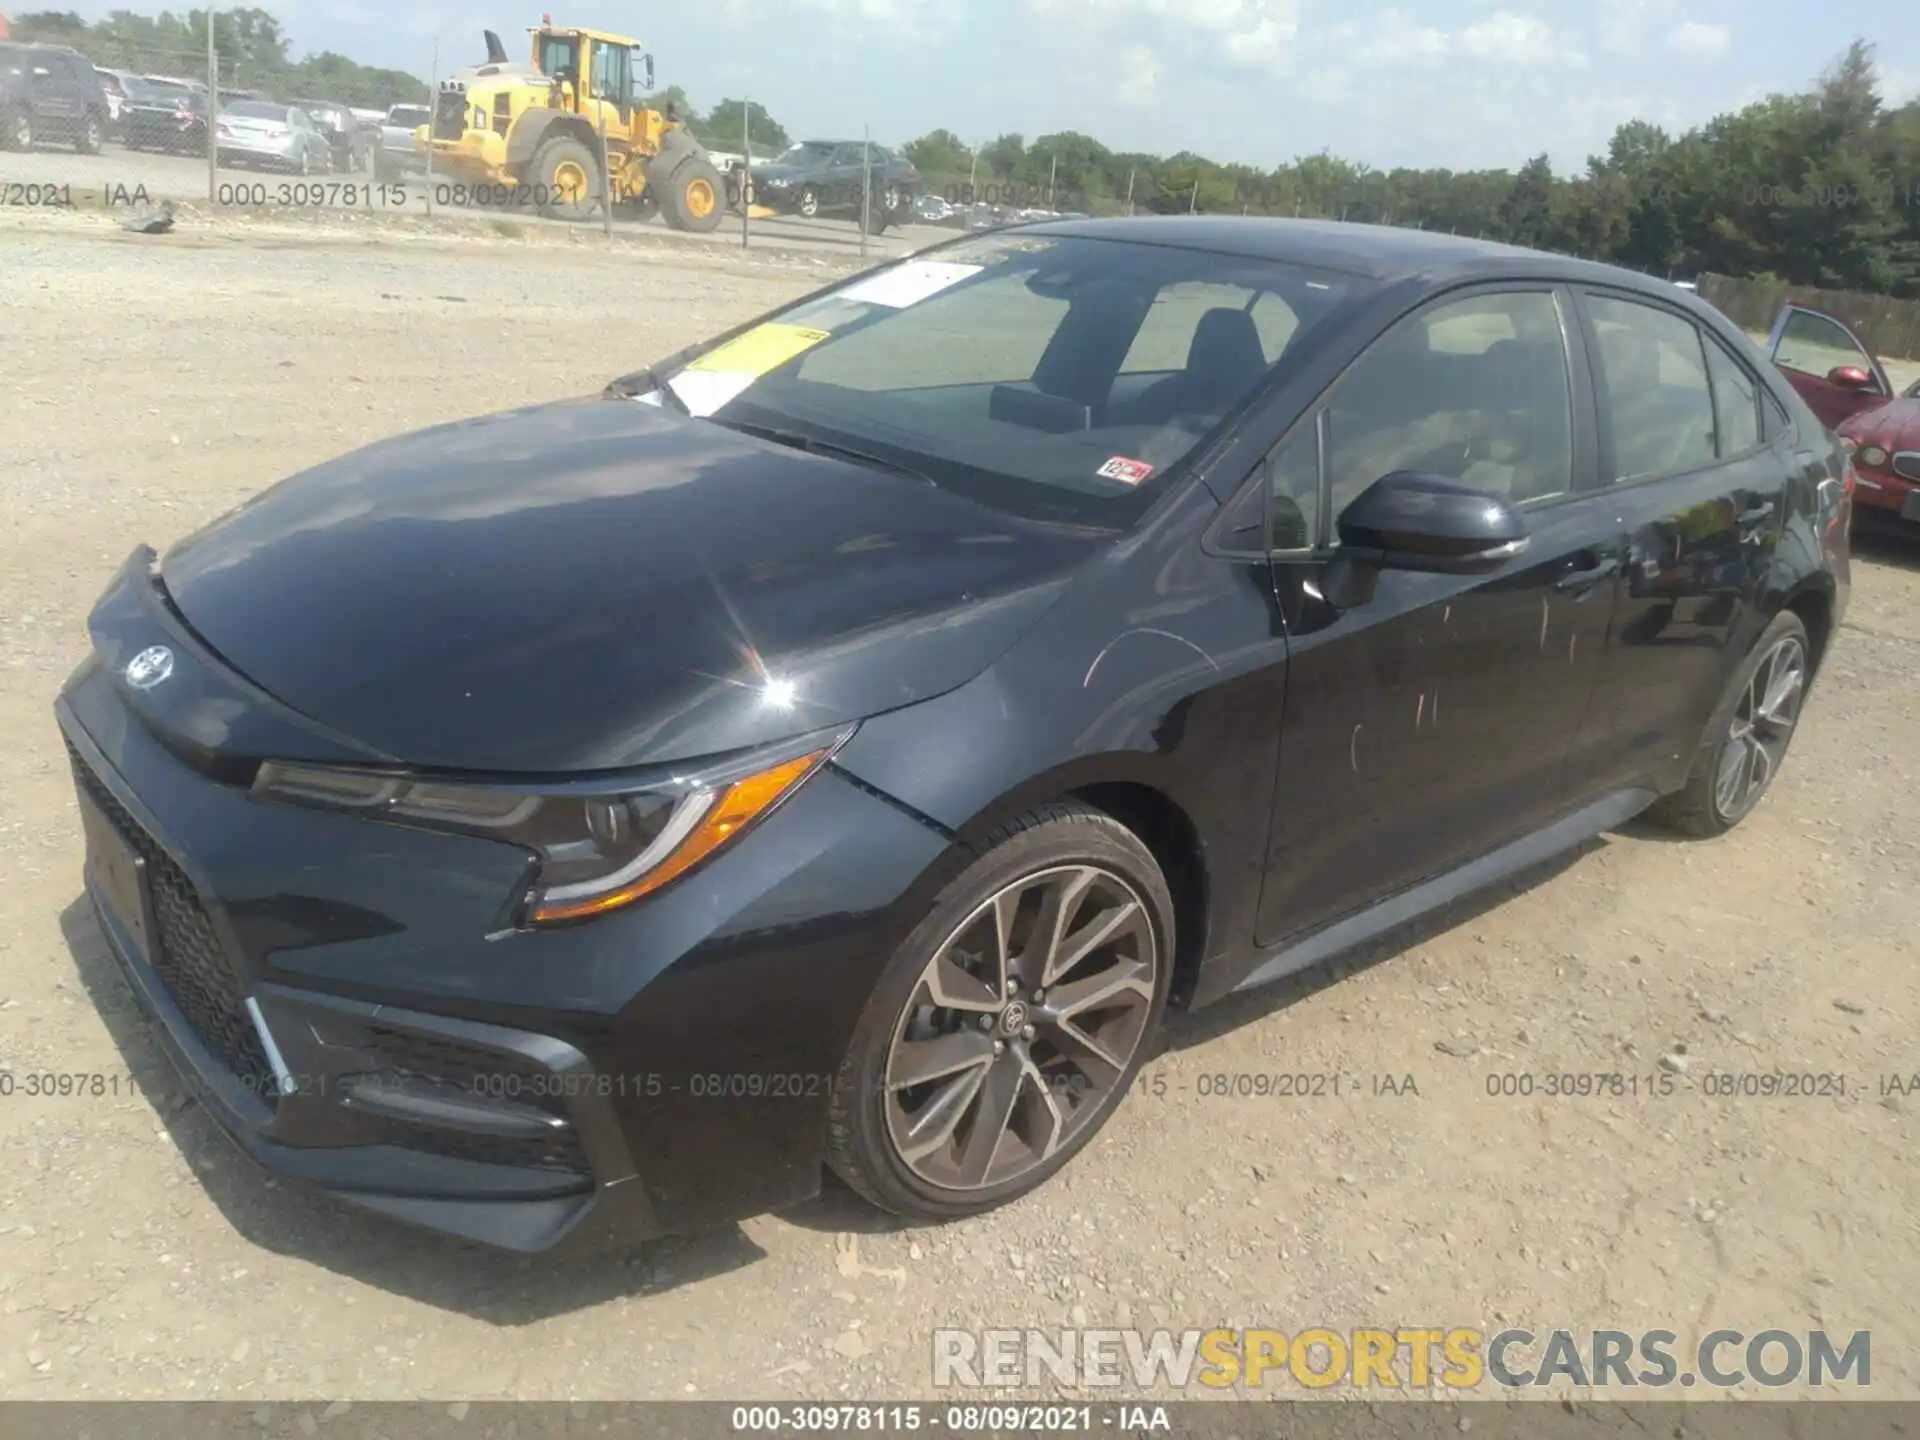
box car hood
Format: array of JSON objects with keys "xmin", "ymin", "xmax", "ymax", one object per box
[
  {"xmin": 1839, "ymin": 395, "xmax": 1920, "ymax": 450},
  {"xmin": 158, "ymin": 395, "xmax": 1105, "ymax": 773}
]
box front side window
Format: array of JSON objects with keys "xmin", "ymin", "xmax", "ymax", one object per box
[
  {"xmin": 654, "ymin": 233, "xmax": 1370, "ymax": 524},
  {"xmin": 1588, "ymin": 294, "xmax": 1716, "ymax": 480},
  {"xmin": 1323, "ymin": 290, "xmax": 1574, "ymax": 519}
]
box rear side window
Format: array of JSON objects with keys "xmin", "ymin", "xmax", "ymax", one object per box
[
  {"xmin": 1703, "ymin": 339, "xmax": 1761, "ymax": 456},
  {"xmin": 1587, "ymin": 295, "xmax": 1716, "ymax": 481}
]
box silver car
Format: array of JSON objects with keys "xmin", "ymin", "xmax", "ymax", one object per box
[{"xmin": 215, "ymin": 99, "xmax": 332, "ymax": 174}]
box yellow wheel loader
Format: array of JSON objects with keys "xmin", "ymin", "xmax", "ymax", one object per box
[{"xmin": 417, "ymin": 19, "xmax": 726, "ymax": 231}]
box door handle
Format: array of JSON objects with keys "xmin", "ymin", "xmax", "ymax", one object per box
[{"xmin": 1555, "ymin": 555, "xmax": 1621, "ymax": 594}]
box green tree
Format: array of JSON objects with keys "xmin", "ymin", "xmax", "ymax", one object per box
[{"xmin": 700, "ymin": 98, "xmax": 788, "ymax": 155}]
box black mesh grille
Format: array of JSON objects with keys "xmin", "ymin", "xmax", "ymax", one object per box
[
  {"xmin": 366, "ymin": 1026, "xmax": 588, "ymax": 1175},
  {"xmin": 433, "ymin": 87, "xmax": 466, "ymax": 142},
  {"xmin": 1893, "ymin": 452, "xmax": 1920, "ymax": 483},
  {"xmin": 67, "ymin": 740, "xmax": 277, "ymax": 1100}
]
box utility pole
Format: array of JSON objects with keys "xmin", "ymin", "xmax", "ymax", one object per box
[
  {"xmin": 741, "ymin": 99, "xmax": 752, "ymax": 249},
  {"xmin": 204, "ymin": 8, "xmax": 218, "ymax": 202},
  {"xmin": 424, "ymin": 37, "xmax": 438, "ymax": 219},
  {"xmin": 859, "ymin": 124, "xmax": 871, "ymax": 261},
  {"xmin": 1188, "ymin": 178, "xmax": 1198, "ymax": 213},
  {"xmin": 1124, "ymin": 168, "xmax": 1135, "ymax": 216},
  {"xmin": 1047, "ymin": 153, "xmax": 1057, "ymax": 209},
  {"xmin": 968, "ymin": 140, "xmax": 979, "ymax": 205}
]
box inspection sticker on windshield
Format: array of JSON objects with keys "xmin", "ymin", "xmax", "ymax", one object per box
[
  {"xmin": 1096, "ymin": 456, "xmax": 1156, "ymax": 486},
  {"xmin": 836, "ymin": 260, "xmax": 982, "ymax": 309}
]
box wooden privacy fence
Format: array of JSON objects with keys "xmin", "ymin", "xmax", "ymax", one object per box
[{"xmin": 1700, "ymin": 273, "xmax": 1920, "ymax": 361}]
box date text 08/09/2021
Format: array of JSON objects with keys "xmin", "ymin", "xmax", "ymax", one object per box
[{"xmin": 728, "ymin": 1405, "xmax": 1162, "ymax": 1433}]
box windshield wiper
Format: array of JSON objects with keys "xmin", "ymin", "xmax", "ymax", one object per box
[{"xmin": 715, "ymin": 420, "xmax": 937, "ymax": 487}]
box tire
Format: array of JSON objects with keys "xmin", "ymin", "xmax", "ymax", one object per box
[
  {"xmin": 78, "ymin": 112, "xmax": 104, "ymax": 155},
  {"xmin": 859, "ymin": 197, "xmax": 890, "ymax": 235},
  {"xmin": 530, "ymin": 136, "xmax": 599, "ymax": 222},
  {"xmin": 797, "ymin": 184, "xmax": 820, "ymax": 219},
  {"xmin": 5, "ymin": 108, "xmax": 33, "ymax": 152},
  {"xmin": 825, "ymin": 801, "xmax": 1174, "ymax": 1221},
  {"xmin": 374, "ymin": 151, "xmax": 397, "ymax": 185},
  {"xmin": 657, "ymin": 155, "xmax": 725, "ymax": 233},
  {"xmin": 1645, "ymin": 609, "xmax": 1812, "ymax": 838}
]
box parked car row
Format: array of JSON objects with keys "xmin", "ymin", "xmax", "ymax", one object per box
[{"xmin": 0, "ymin": 40, "xmax": 389, "ymax": 171}]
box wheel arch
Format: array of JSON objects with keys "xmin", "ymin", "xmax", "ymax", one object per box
[
  {"xmin": 505, "ymin": 109, "xmax": 598, "ymax": 173},
  {"xmin": 912, "ymin": 756, "xmax": 1215, "ymax": 1013},
  {"xmin": 1778, "ymin": 575, "xmax": 1835, "ymax": 674}
]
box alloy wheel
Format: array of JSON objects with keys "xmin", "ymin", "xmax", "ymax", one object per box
[
  {"xmin": 883, "ymin": 864, "xmax": 1157, "ymax": 1192},
  {"xmin": 1714, "ymin": 634, "xmax": 1806, "ymax": 822}
]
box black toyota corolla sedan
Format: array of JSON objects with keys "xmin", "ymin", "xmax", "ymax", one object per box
[{"xmin": 58, "ymin": 218, "xmax": 1852, "ymax": 1253}]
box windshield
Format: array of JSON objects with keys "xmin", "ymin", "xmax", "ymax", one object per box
[
  {"xmin": 651, "ymin": 232, "xmax": 1370, "ymax": 524},
  {"xmin": 226, "ymin": 101, "xmax": 289, "ymax": 121},
  {"xmin": 778, "ymin": 142, "xmax": 836, "ymax": 164},
  {"xmin": 389, "ymin": 106, "xmax": 429, "ymax": 126}
]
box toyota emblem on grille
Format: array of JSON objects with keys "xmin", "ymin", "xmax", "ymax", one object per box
[{"xmin": 125, "ymin": 645, "xmax": 175, "ymax": 691}]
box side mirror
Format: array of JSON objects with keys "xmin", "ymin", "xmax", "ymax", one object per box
[
  {"xmin": 1336, "ymin": 471, "xmax": 1529, "ymax": 575},
  {"xmin": 642, "ymin": 53, "xmax": 655, "ymax": 91},
  {"xmin": 1828, "ymin": 365, "xmax": 1876, "ymax": 393}
]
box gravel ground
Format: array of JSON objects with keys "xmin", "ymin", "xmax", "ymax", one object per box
[{"xmin": 1, "ymin": 209, "xmax": 1917, "ymax": 1404}]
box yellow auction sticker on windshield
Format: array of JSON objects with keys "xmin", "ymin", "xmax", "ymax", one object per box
[{"xmin": 687, "ymin": 323, "xmax": 832, "ymax": 377}]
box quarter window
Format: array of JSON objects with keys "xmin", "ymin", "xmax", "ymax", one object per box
[
  {"xmin": 1324, "ymin": 290, "xmax": 1574, "ymax": 519},
  {"xmin": 1588, "ymin": 295, "xmax": 1716, "ymax": 480},
  {"xmin": 1265, "ymin": 423, "xmax": 1320, "ymax": 551},
  {"xmin": 1703, "ymin": 339, "xmax": 1761, "ymax": 456}
]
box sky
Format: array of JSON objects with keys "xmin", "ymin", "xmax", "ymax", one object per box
[{"xmin": 51, "ymin": 0, "xmax": 1920, "ymax": 173}]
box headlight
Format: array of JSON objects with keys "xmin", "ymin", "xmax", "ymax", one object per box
[
  {"xmin": 252, "ymin": 725, "xmax": 852, "ymax": 925},
  {"xmin": 1858, "ymin": 444, "xmax": 1888, "ymax": 468},
  {"xmin": 1839, "ymin": 437, "xmax": 1858, "ymax": 456}
]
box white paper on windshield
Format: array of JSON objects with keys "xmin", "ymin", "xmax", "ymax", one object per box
[
  {"xmin": 667, "ymin": 369, "xmax": 759, "ymax": 417},
  {"xmin": 836, "ymin": 260, "xmax": 982, "ymax": 309}
]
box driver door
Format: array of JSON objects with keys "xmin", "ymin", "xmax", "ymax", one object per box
[
  {"xmin": 1253, "ymin": 285, "xmax": 1623, "ymax": 951},
  {"xmin": 1766, "ymin": 304, "xmax": 1891, "ymax": 430}
]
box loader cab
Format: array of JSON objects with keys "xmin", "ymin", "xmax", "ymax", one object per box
[{"xmin": 530, "ymin": 24, "xmax": 651, "ymax": 127}]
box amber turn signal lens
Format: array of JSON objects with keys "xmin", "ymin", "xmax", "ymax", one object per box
[{"xmin": 527, "ymin": 749, "xmax": 827, "ymax": 924}]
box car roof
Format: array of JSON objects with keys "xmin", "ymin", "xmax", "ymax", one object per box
[{"xmin": 1015, "ymin": 215, "xmax": 1676, "ymax": 292}]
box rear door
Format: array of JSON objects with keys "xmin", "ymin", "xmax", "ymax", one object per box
[
  {"xmin": 1767, "ymin": 305, "xmax": 1892, "ymax": 430},
  {"xmin": 1572, "ymin": 288, "xmax": 1797, "ymax": 795}
]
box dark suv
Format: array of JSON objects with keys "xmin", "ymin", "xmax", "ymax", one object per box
[{"xmin": 0, "ymin": 42, "xmax": 109, "ymax": 153}]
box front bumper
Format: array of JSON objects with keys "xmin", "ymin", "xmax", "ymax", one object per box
[{"xmin": 56, "ymin": 556, "xmax": 952, "ymax": 1251}]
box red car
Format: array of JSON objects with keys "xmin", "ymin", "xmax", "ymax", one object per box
[{"xmin": 1765, "ymin": 303, "xmax": 1920, "ymax": 531}]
